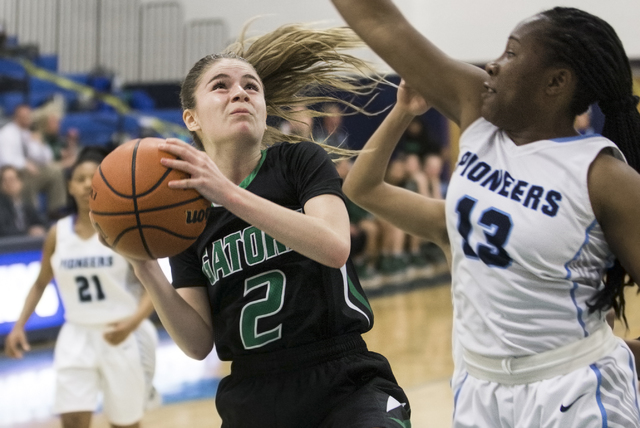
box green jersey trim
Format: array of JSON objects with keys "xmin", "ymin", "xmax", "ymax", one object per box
[
  {"xmin": 348, "ymin": 276, "xmax": 372, "ymax": 313},
  {"xmin": 239, "ymin": 150, "xmax": 267, "ymax": 189},
  {"xmin": 390, "ymin": 417, "xmax": 412, "ymax": 428}
]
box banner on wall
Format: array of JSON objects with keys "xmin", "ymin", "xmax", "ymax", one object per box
[{"xmin": 0, "ymin": 246, "xmax": 64, "ymax": 337}]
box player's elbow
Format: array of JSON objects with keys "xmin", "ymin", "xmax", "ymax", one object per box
[
  {"xmin": 182, "ymin": 340, "xmax": 214, "ymax": 361},
  {"xmin": 342, "ymin": 179, "xmax": 376, "ymax": 209},
  {"xmin": 324, "ymin": 241, "xmax": 350, "ymax": 269},
  {"xmin": 342, "ymin": 177, "xmax": 359, "ymax": 202}
]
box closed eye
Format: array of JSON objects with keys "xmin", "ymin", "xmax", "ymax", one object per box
[{"xmin": 212, "ymin": 81, "xmax": 226, "ymax": 90}]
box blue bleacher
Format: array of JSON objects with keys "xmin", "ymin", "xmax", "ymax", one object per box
[
  {"xmin": 0, "ymin": 51, "xmax": 188, "ymax": 144},
  {"xmin": 61, "ymin": 111, "xmax": 142, "ymax": 146}
]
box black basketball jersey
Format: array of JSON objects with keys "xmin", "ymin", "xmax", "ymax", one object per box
[{"xmin": 170, "ymin": 142, "xmax": 374, "ymax": 361}]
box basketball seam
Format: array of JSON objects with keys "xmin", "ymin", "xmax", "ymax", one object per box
[
  {"xmin": 111, "ymin": 225, "xmax": 202, "ymax": 250},
  {"xmin": 97, "ymin": 155, "xmax": 173, "ymax": 199},
  {"xmin": 90, "ymin": 195, "xmax": 207, "ymax": 216},
  {"xmin": 131, "ymin": 139, "xmax": 154, "ymax": 259}
]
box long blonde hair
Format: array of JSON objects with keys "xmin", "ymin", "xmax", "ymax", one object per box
[{"xmin": 180, "ymin": 22, "xmax": 384, "ymax": 158}]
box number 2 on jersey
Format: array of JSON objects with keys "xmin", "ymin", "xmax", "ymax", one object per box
[
  {"xmin": 455, "ymin": 196, "xmax": 513, "ymax": 268},
  {"xmin": 240, "ymin": 270, "xmax": 286, "ymax": 350}
]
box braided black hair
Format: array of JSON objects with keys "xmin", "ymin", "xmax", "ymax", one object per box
[{"xmin": 538, "ymin": 7, "xmax": 640, "ymax": 324}]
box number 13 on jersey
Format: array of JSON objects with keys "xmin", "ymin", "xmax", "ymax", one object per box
[{"xmin": 455, "ymin": 195, "xmax": 513, "ymax": 268}]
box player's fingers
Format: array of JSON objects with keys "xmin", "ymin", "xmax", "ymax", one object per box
[
  {"xmin": 160, "ymin": 157, "xmax": 197, "ymax": 176},
  {"xmin": 159, "ymin": 140, "xmax": 196, "ymax": 160},
  {"xmin": 166, "ymin": 178, "xmax": 193, "ymax": 189},
  {"xmin": 6, "ymin": 338, "xmax": 25, "ymax": 358},
  {"xmin": 20, "ymin": 336, "xmax": 30, "ymax": 352}
]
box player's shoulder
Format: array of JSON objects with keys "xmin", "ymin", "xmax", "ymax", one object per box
[{"xmin": 268, "ymin": 141, "xmax": 326, "ymax": 159}]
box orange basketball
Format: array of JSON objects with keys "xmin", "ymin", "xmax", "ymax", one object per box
[{"xmin": 89, "ymin": 137, "xmax": 210, "ymax": 260}]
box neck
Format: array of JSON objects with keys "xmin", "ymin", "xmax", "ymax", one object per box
[
  {"xmin": 205, "ymin": 141, "xmax": 263, "ymax": 185},
  {"xmin": 74, "ymin": 209, "xmax": 97, "ymax": 238},
  {"xmin": 503, "ymin": 114, "xmax": 579, "ymax": 146},
  {"xmin": 75, "ymin": 209, "xmax": 93, "ymax": 227}
]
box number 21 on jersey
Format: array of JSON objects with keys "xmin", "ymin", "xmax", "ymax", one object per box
[{"xmin": 455, "ymin": 195, "xmax": 513, "ymax": 268}]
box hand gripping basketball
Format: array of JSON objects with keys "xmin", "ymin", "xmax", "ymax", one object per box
[{"xmin": 90, "ymin": 138, "xmax": 210, "ymax": 260}]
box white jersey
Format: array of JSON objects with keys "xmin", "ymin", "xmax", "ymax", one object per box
[
  {"xmin": 445, "ymin": 118, "xmax": 625, "ymax": 358},
  {"xmin": 51, "ymin": 215, "xmax": 140, "ymax": 325}
]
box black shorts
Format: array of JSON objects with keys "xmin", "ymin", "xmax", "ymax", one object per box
[{"xmin": 216, "ymin": 334, "xmax": 411, "ymax": 428}]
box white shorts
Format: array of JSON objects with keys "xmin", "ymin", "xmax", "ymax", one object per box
[
  {"xmin": 52, "ymin": 319, "xmax": 157, "ymax": 426},
  {"xmin": 452, "ymin": 342, "xmax": 640, "ymax": 427}
]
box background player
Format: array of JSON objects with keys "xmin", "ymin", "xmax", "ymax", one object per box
[
  {"xmin": 333, "ymin": 1, "xmax": 640, "ymax": 426},
  {"xmin": 5, "ymin": 147, "xmax": 158, "ymax": 428},
  {"xmin": 101, "ymin": 24, "xmax": 411, "ymax": 428}
]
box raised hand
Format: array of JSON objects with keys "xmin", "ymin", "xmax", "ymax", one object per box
[{"xmin": 396, "ymin": 79, "xmax": 431, "ymax": 117}]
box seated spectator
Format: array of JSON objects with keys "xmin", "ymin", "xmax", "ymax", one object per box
[
  {"xmin": 336, "ymin": 159, "xmax": 381, "ymax": 281},
  {"xmin": 35, "ymin": 113, "xmax": 65, "ymax": 162},
  {"xmin": 0, "ymin": 165, "xmax": 46, "ymax": 237},
  {"xmin": 0, "ymin": 104, "xmax": 67, "ymax": 219},
  {"xmin": 376, "ymin": 158, "xmax": 409, "ymax": 276},
  {"xmin": 398, "ymin": 116, "xmax": 443, "ymax": 199},
  {"xmin": 59, "ymin": 127, "xmax": 80, "ymax": 169},
  {"xmin": 33, "ymin": 112, "xmax": 80, "ymax": 169}
]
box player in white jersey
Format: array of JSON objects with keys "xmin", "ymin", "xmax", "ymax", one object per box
[
  {"xmin": 5, "ymin": 147, "xmax": 158, "ymax": 428},
  {"xmin": 334, "ymin": 1, "xmax": 640, "ymax": 426}
]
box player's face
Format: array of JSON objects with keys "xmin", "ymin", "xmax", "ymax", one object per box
[
  {"xmin": 186, "ymin": 58, "xmax": 267, "ymax": 148},
  {"xmin": 69, "ymin": 161, "xmax": 98, "ymax": 212},
  {"xmin": 480, "ymin": 16, "xmax": 552, "ymax": 131}
]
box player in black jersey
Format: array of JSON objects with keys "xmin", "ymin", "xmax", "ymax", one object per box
[{"xmin": 121, "ymin": 24, "xmax": 411, "ymax": 428}]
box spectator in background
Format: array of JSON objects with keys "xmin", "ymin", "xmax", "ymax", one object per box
[
  {"xmin": 398, "ymin": 116, "xmax": 443, "ymax": 199},
  {"xmin": 0, "ymin": 165, "xmax": 46, "ymax": 237},
  {"xmin": 398, "ymin": 117, "xmax": 447, "ymax": 265},
  {"xmin": 36, "ymin": 113, "xmax": 65, "ymax": 162},
  {"xmin": 314, "ymin": 103, "xmax": 350, "ymax": 151},
  {"xmin": 60, "ymin": 127, "xmax": 80, "ymax": 169},
  {"xmin": 34, "ymin": 113, "xmax": 80, "ymax": 169},
  {"xmin": 335, "ymin": 158, "xmax": 381, "ymax": 281},
  {"xmin": 0, "ymin": 104, "xmax": 67, "ymax": 219},
  {"xmin": 377, "ymin": 157, "xmax": 410, "ymax": 276},
  {"xmin": 279, "ymin": 105, "xmax": 314, "ymax": 139}
]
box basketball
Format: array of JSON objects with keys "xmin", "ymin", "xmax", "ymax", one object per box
[{"xmin": 89, "ymin": 137, "xmax": 210, "ymax": 260}]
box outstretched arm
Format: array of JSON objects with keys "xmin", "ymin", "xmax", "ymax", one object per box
[
  {"xmin": 5, "ymin": 226, "xmax": 57, "ymax": 358},
  {"xmin": 331, "ymin": 0, "xmax": 486, "ymax": 130},
  {"xmin": 343, "ymin": 80, "xmax": 449, "ymax": 253}
]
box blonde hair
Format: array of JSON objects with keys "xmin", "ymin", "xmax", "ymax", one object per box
[{"xmin": 180, "ymin": 22, "xmax": 384, "ymax": 159}]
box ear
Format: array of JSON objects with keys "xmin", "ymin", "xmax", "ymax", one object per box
[
  {"xmin": 546, "ymin": 68, "xmax": 574, "ymax": 96},
  {"xmin": 183, "ymin": 109, "xmax": 201, "ymax": 132}
]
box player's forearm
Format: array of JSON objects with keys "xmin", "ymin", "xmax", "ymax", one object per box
[
  {"xmin": 12, "ymin": 282, "xmax": 48, "ymax": 330},
  {"xmin": 131, "ymin": 261, "xmax": 213, "ymax": 359},
  {"xmin": 221, "ymin": 189, "xmax": 350, "ymax": 268},
  {"xmin": 332, "ymin": 0, "xmax": 399, "ymax": 42},
  {"xmin": 127, "ymin": 291, "xmax": 155, "ymax": 329},
  {"xmin": 343, "ymin": 106, "xmax": 414, "ymax": 203}
]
